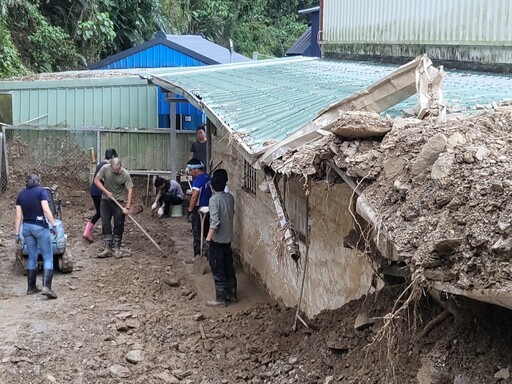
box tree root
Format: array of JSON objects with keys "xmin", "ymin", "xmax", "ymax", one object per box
[{"xmin": 418, "ymin": 309, "xmax": 452, "ymax": 338}]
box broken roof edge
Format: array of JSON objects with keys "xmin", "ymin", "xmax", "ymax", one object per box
[{"xmin": 258, "ymin": 55, "xmax": 431, "ymax": 167}]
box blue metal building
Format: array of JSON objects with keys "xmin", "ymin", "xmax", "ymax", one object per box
[
  {"xmin": 286, "ymin": 6, "xmax": 321, "ymax": 58},
  {"xmin": 89, "ymin": 31, "xmax": 250, "ymax": 128}
]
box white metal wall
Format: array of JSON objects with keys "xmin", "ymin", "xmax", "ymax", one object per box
[{"xmin": 323, "ymin": 0, "xmax": 512, "ymax": 46}]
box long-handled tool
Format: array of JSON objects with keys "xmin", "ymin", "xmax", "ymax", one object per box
[
  {"xmin": 110, "ymin": 196, "xmax": 164, "ymax": 255},
  {"xmin": 198, "ymin": 206, "xmax": 209, "ymax": 255}
]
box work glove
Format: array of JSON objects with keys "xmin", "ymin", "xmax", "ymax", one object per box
[
  {"xmin": 203, "ymin": 240, "xmax": 210, "ymax": 257},
  {"xmin": 151, "ymin": 202, "xmax": 158, "ymax": 211},
  {"xmin": 186, "ymin": 210, "xmax": 192, "ymax": 223},
  {"xmin": 50, "ymin": 227, "xmax": 57, "ymax": 238}
]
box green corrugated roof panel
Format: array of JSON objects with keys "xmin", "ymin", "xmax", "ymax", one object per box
[{"xmin": 149, "ymin": 57, "xmax": 512, "ymax": 153}]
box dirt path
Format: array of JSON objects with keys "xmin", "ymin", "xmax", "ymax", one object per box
[
  {"xmin": 0, "ymin": 187, "xmax": 273, "ymax": 383},
  {"xmin": 1, "ymin": 182, "xmax": 512, "ymax": 384}
]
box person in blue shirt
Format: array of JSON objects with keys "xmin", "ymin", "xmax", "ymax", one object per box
[
  {"xmin": 83, "ymin": 148, "xmax": 118, "ymax": 242},
  {"xmin": 186, "ymin": 158, "xmax": 211, "ymax": 260},
  {"xmin": 14, "ymin": 174, "xmax": 58, "ymax": 299}
]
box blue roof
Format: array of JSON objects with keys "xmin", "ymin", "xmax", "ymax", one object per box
[
  {"xmin": 89, "ymin": 31, "xmax": 250, "ymax": 69},
  {"xmin": 286, "ymin": 27, "xmax": 313, "ymax": 56}
]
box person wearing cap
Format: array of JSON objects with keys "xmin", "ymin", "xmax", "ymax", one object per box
[
  {"xmin": 186, "ymin": 158, "xmax": 212, "ymax": 261},
  {"xmin": 94, "ymin": 157, "xmax": 133, "ymax": 259},
  {"xmin": 204, "ymin": 169, "xmax": 236, "ymax": 307},
  {"xmin": 14, "ymin": 174, "xmax": 58, "ymax": 299},
  {"xmin": 83, "ymin": 148, "xmax": 118, "ymax": 242}
]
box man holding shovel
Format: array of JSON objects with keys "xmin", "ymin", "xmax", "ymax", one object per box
[
  {"xmin": 186, "ymin": 158, "xmax": 211, "ymax": 263},
  {"xmin": 94, "ymin": 157, "xmax": 133, "ymax": 259}
]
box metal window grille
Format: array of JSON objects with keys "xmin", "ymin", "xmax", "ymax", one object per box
[{"xmin": 243, "ymin": 160, "xmax": 257, "ymax": 195}]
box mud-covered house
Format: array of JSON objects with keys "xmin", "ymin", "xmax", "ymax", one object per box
[{"xmin": 148, "ymin": 55, "xmax": 512, "ymax": 317}]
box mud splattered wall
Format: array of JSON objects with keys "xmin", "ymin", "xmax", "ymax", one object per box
[
  {"xmin": 211, "ymin": 132, "xmax": 377, "ymax": 317},
  {"xmin": 305, "ymin": 182, "xmax": 376, "ymax": 316}
]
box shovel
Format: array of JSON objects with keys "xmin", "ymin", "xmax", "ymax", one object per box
[{"xmin": 110, "ymin": 196, "xmax": 164, "ymax": 255}]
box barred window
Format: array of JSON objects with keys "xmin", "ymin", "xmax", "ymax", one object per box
[{"xmin": 243, "ymin": 160, "xmax": 257, "ymax": 194}]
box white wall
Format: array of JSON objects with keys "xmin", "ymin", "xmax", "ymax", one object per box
[{"xmin": 211, "ymin": 133, "xmax": 377, "ymax": 317}]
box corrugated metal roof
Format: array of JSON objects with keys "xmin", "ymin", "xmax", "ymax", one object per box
[
  {"xmin": 286, "ymin": 27, "xmax": 313, "ymax": 56},
  {"xmin": 148, "ymin": 57, "xmax": 512, "ymax": 154}
]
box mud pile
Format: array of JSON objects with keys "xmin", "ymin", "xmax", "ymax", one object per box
[{"xmin": 273, "ymin": 109, "xmax": 512, "ymax": 292}]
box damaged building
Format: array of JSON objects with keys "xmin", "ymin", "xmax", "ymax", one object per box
[{"xmin": 148, "ymin": 55, "xmax": 512, "ymax": 317}]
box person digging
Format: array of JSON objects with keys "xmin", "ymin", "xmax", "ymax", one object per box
[{"xmin": 94, "ymin": 157, "xmax": 133, "ymax": 259}]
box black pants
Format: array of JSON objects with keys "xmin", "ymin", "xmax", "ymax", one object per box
[
  {"xmin": 91, "ymin": 195, "xmax": 102, "ymax": 224},
  {"xmin": 100, "ymin": 198, "xmax": 125, "ymax": 243},
  {"xmin": 159, "ymin": 193, "xmax": 184, "ymax": 216},
  {"xmin": 209, "ymin": 241, "xmax": 237, "ymax": 301},
  {"xmin": 191, "ymin": 207, "xmax": 209, "ymax": 256}
]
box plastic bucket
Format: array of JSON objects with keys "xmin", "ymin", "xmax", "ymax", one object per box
[{"xmin": 171, "ymin": 203, "xmax": 183, "ymax": 217}]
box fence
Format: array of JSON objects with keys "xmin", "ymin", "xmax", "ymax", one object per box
[{"xmin": 0, "ymin": 125, "xmax": 195, "ymax": 192}]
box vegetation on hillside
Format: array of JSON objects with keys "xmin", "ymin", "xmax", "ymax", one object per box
[{"xmin": 0, "ymin": 0, "xmax": 316, "ymax": 78}]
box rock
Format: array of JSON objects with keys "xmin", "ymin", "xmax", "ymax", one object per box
[
  {"xmin": 431, "ymin": 153, "xmax": 454, "ymax": 180},
  {"xmin": 331, "ymin": 111, "xmax": 393, "ymax": 138},
  {"xmin": 447, "ymin": 132, "xmax": 466, "ymax": 147},
  {"xmin": 110, "ymin": 364, "xmax": 130, "ymax": 378},
  {"xmin": 116, "ymin": 323, "xmax": 129, "ymax": 332},
  {"xmin": 288, "ymin": 356, "xmax": 298, "ymax": 365},
  {"xmin": 491, "ymin": 237, "xmax": 512, "ymax": 255},
  {"xmin": 453, "ymin": 374, "xmax": 472, "ymax": 384},
  {"xmin": 494, "ymin": 367, "xmax": 510, "ymax": 380},
  {"xmin": 475, "ymin": 146, "xmax": 490, "ymax": 161},
  {"xmin": 46, "ymin": 374, "xmax": 57, "ymax": 383},
  {"xmin": 203, "ymin": 339, "xmax": 213, "ymax": 351},
  {"xmin": 354, "ymin": 312, "xmax": 375, "ymax": 331},
  {"xmin": 115, "ymin": 312, "xmax": 132, "ymax": 320},
  {"xmin": 126, "ymin": 319, "xmax": 141, "ymax": 329},
  {"xmin": 172, "ymin": 369, "xmax": 193, "ymax": 379},
  {"xmin": 383, "ymin": 157, "xmax": 406, "ymax": 180},
  {"xmin": 126, "ymin": 350, "xmax": 144, "ymax": 364},
  {"xmin": 433, "ymin": 239, "xmax": 462, "ymax": 254},
  {"xmin": 411, "ymin": 133, "xmax": 447, "ymax": 176},
  {"xmin": 153, "ymin": 372, "xmax": 180, "ymax": 384},
  {"xmin": 193, "ymin": 313, "xmax": 205, "ymax": 321},
  {"xmin": 164, "ymin": 278, "xmax": 180, "ymax": 287},
  {"xmin": 424, "ymin": 269, "xmax": 454, "ymax": 282},
  {"xmin": 324, "ymin": 376, "xmax": 334, "ymax": 384},
  {"xmin": 491, "ymin": 183, "xmax": 504, "ymax": 193}
]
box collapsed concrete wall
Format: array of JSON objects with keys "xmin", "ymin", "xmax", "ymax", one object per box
[{"xmin": 210, "ymin": 132, "xmax": 377, "ymax": 317}]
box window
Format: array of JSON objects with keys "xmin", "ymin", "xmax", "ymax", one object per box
[
  {"xmin": 284, "ymin": 176, "xmax": 308, "ymax": 242},
  {"xmin": 243, "ymin": 160, "xmax": 257, "ymax": 194}
]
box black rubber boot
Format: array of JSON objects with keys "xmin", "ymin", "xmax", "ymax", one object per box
[
  {"xmin": 206, "ymin": 283, "xmax": 227, "ymax": 307},
  {"xmin": 226, "ymin": 279, "xmax": 238, "ymax": 303},
  {"xmin": 41, "ymin": 269, "xmax": 57, "ymax": 299},
  {"xmin": 113, "ymin": 236, "xmax": 123, "ymax": 259},
  {"xmin": 26, "ymin": 269, "xmax": 41, "ymax": 295}
]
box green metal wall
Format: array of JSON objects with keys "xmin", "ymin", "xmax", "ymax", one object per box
[{"xmin": 0, "ymin": 78, "xmax": 158, "ymax": 128}]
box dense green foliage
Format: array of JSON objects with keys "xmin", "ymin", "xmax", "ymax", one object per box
[{"xmin": 0, "ymin": 0, "xmax": 315, "ymax": 78}]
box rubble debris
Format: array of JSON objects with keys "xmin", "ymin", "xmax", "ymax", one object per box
[
  {"xmin": 271, "ymin": 109, "xmax": 512, "ymax": 305},
  {"xmin": 494, "ymin": 367, "xmax": 510, "ymax": 380},
  {"xmin": 353, "ymin": 312, "xmax": 375, "ymax": 331}
]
